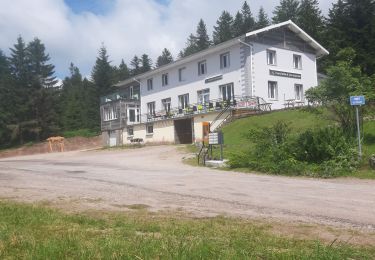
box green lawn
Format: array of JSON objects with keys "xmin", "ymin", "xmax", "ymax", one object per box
[{"xmin": 0, "ymin": 201, "xmax": 374, "ymax": 259}]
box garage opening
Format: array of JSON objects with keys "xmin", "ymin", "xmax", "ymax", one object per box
[{"xmin": 174, "ymin": 119, "xmax": 193, "ymax": 144}]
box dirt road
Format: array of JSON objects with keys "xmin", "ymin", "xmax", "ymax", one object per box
[{"xmin": 0, "ymin": 145, "xmax": 374, "ymax": 229}]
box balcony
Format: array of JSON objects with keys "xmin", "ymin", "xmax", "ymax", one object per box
[{"xmin": 140, "ymin": 96, "xmax": 271, "ymax": 123}]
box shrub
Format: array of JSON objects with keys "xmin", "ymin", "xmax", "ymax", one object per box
[{"xmin": 228, "ymin": 122, "xmax": 359, "ymax": 177}]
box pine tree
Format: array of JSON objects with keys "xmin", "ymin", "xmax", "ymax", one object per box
[
  {"xmin": 130, "ymin": 55, "xmax": 141, "ymax": 76},
  {"xmin": 213, "ymin": 11, "xmax": 234, "ymax": 44},
  {"xmin": 91, "ymin": 45, "xmax": 115, "ymax": 97},
  {"xmin": 272, "ymin": 0, "xmax": 300, "ymax": 23},
  {"xmin": 8, "ymin": 36, "xmax": 30, "ymax": 85},
  {"xmin": 156, "ymin": 48, "xmax": 174, "ymax": 67},
  {"xmin": 27, "ymin": 38, "xmax": 57, "ymax": 88},
  {"xmin": 297, "ymin": 0, "xmax": 324, "ymax": 41},
  {"xmin": 181, "ymin": 34, "xmax": 198, "ymax": 57},
  {"xmin": 115, "ymin": 59, "xmax": 130, "ymax": 82},
  {"xmin": 323, "ymin": 0, "xmax": 375, "ymax": 74},
  {"xmin": 26, "ymin": 38, "xmax": 59, "ymax": 139},
  {"xmin": 195, "ymin": 19, "xmax": 211, "ymax": 51},
  {"xmin": 140, "ymin": 54, "xmax": 152, "ymax": 73},
  {"xmin": 232, "ymin": 12, "xmax": 244, "ymax": 37},
  {"xmin": 255, "ymin": 6, "xmax": 270, "ymax": 29},
  {"xmin": 241, "ymin": 1, "xmax": 255, "ymax": 33},
  {"xmin": 0, "ymin": 50, "xmax": 14, "ymax": 147}
]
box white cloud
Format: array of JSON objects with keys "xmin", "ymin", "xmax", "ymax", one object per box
[{"xmin": 0, "ymin": 0, "xmax": 336, "ymax": 78}]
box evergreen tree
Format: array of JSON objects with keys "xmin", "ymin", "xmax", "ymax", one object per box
[
  {"xmin": 241, "ymin": 1, "xmax": 255, "ymax": 33},
  {"xmin": 232, "ymin": 12, "xmax": 244, "ymax": 37},
  {"xmin": 26, "ymin": 38, "xmax": 59, "ymax": 139},
  {"xmin": 255, "ymin": 6, "xmax": 270, "ymax": 29},
  {"xmin": 130, "ymin": 55, "xmax": 141, "ymax": 76},
  {"xmin": 91, "ymin": 45, "xmax": 115, "ymax": 97},
  {"xmin": 156, "ymin": 48, "xmax": 174, "ymax": 67},
  {"xmin": 61, "ymin": 63, "xmax": 85, "ymax": 130},
  {"xmin": 272, "ymin": 0, "xmax": 300, "ymax": 23},
  {"xmin": 323, "ymin": 0, "xmax": 375, "ymax": 75},
  {"xmin": 115, "ymin": 59, "xmax": 130, "ymax": 82},
  {"xmin": 0, "ymin": 50, "xmax": 14, "ymax": 147},
  {"xmin": 8, "ymin": 36, "xmax": 30, "ymax": 85},
  {"xmin": 181, "ymin": 34, "xmax": 198, "ymax": 57},
  {"xmin": 195, "ymin": 19, "xmax": 211, "ymax": 51},
  {"xmin": 213, "ymin": 11, "xmax": 234, "ymax": 44},
  {"xmin": 297, "ymin": 0, "xmax": 324, "ymax": 41},
  {"xmin": 27, "ymin": 38, "xmax": 57, "ymax": 88},
  {"xmin": 140, "ymin": 54, "xmax": 152, "ymax": 73}
]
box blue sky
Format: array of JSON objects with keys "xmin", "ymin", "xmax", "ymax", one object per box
[{"xmin": 0, "ymin": 0, "xmax": 336, "ymax": 80}]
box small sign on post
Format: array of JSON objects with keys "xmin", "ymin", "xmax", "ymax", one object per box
[
  {"xmin": 350, "ymin": 96, "xmax": 365, "ymax": 159},
  {"xmin": 208, "ymin": 131, "xmax": 224, "ymax": 161}
]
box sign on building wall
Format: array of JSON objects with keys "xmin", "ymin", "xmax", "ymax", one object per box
[{"xmin": 269, "ymin": 70, "xmax": 301, "ymax": 79}]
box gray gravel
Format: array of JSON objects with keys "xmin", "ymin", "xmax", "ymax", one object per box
[{"xmin": 1, "ymin": 145, "xmax": 374, "ymax": 230}]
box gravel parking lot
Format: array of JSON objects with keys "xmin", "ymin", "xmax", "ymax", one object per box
[{"xmin": 1, "ymin": 145, "xmax": 374, "ymax": 230}]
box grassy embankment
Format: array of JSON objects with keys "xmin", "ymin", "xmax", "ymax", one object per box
[
  {"xmin": 0, "ymin": 201, "xmax": 374, "ymax": 259},
  {"xmin": 190, "ymin": 109, "xmax": 375, "ymax": 178}
]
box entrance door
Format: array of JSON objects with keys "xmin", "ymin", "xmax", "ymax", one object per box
[
  {"xmin": 202, "ymin": 122, "xmax": 210, "ymax": 144},
  {"xmin": 109, "ymin": 131, "xmax": 117, "ymax": 147},
  {"xmin": 174, "ymin": 119, "xmax": 193, "ymax": 144}
]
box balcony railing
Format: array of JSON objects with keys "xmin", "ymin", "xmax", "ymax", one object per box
[{"xmin": 140, "ymin": 95, "xmax": 270, "ymax": 123}]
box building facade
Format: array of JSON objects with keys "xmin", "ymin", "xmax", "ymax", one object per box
[{"xmin": 100, "ymin": 21, "xmax": 328, "ymax": 146}]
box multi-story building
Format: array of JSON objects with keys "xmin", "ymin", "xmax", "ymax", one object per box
[{"xmin": 100, "ymin": 20, "xmax": 328, "ymax": 146}]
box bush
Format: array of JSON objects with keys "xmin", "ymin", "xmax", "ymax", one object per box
[{"xmin": 228, "ymin": 122, "xmax": 359, "ymax": 177}]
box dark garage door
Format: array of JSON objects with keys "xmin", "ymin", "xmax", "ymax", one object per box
[{"xmin": 174, "ymin": 119, "xmax": 193, "ymax": 144}]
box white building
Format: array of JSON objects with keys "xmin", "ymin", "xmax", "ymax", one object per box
[{"xmin": 100, "ymin": 20, "xmax": 329, "ymax": 146}]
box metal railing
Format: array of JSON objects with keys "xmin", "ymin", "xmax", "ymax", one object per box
[{"xmin": 140, "ymin": 95, "xmax": 269, "ymax": 124}]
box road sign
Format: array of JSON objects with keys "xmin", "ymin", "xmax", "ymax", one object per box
[{"xmin": 350, "ymin": 96, "xmax": 365, "ymax": 106}]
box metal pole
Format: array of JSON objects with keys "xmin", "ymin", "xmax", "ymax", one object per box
[{"xmin": 356, "ymin": 106, "xmax": 362, "ymax": 159}]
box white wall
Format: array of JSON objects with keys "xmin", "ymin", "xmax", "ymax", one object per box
[
  {"xmin": 251, "ymin": 42, "xmax": 318, "ymax": 109},
  {"xmin": 139, "ymin": 43, "xmax": 243, "ymax": 115}
]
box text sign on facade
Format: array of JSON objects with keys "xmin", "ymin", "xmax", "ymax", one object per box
[
  {"xmin": 269, "ymin": 70, "xmax": 301, "ymax": 79},
  {"xmin": 350, "ymin": 96, "xmax": 365, "ymax": 106}
]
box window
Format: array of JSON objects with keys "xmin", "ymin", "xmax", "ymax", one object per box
[
  {"xmin": 178, "ymin": 94, "xmax": 189, "ymax": 109},
  {"xmin": 293, "ymin": 54, "xmax": 302, "ymax": 69},
  {"xmin": 161, "ymin": 98, "xmax": 171, "ymax": 113},
  {"xmin": 197, "ymin": 89, "xmax": 210, "ymax": 104},
  {"xmin": 220, "ymin": 52, "xmax": 230, "ymax": 69},
  {"xmin": 162, "ymin": 73, "xmax": 168, "ymax": 86},
  {"xmin": 198, "ymin": 60, "xmax": 207, "ymax": 76},
  {"xmin": 267, "ymin": 50, "xmax": 276, "ymax": 65},
  {"xmin": 127, "ymin": 127, "xmax": 134, "ymax": 136},
  {"xmin": 220, "ymin": 83, "xmax": 234, "ymax": 101},
  {"xmin": 268, "ymin": 81, "xmax": 278, "ymax": 99},
  {"xmin": 146, "ymin": 124, "xmax": 154, "ymax": 134},
  {"xmin": 147, "ymin": 78, "xmax": 153, "ymax": 91},
  {"xmin": 295, "ymin": 84, "xmax": 303, "ymax": 100},
  {"xmin": 130, "ymin": 86, "xmax": 134, "ymax": 99},
  {"xmin": 178, "ymin": 67, "xmax": 186, "ymax": 82},
  {"xmin": 147, "ymin": 102, "xmax": 155, "ymax": 116},
  {"xmin": 127, "ymin": 105, "xmax": 140, "ymax": 123},
  {"xmin": 103, "ymin": 107, "xmax": 118, "ymax": 121}
]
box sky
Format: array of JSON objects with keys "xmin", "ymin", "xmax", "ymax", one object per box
[{"xmin": 0, "ymin": 0, "xmax": 336, "ymax": 80}]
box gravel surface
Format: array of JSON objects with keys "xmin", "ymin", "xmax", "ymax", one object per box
[{"xmin": 0, "ymin": 145, "xmax": 374, "ymax": 230}]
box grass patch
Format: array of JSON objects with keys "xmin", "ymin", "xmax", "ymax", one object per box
[
  {"xmin": 63, "ymin": 129, "xmax": 99, "ymax": 138},
  {"xmin": 0, "ymin": 201, "xmax": 374, "ymax": 259},
  {"xmin": 218, "ymin": 109, "xmax": 375, "ymax": 178}
]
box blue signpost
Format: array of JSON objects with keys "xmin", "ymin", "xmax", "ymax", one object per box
[{"xmin": 350, "ymin": 96, "xmax": 365, "ymax": 158}]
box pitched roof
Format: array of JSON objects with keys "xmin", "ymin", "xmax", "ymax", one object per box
[
  {"xmin": 115, "ymin": 20, "xmax": 329, "ymax": 87},
  {"xmin": 246, "ymin": 20, "xmax": 329, "ymax": 58}
]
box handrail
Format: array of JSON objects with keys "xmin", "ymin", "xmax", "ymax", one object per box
[{"xmin": 197, "ymin": 142, "xmax": 206, "ymax": 165}]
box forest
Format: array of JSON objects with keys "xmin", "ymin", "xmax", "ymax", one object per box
[{"xmin": 0, "ymin": 0, "xmax": 374, "ymax": 148}]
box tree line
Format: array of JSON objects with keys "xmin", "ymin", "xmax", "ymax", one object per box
[{"xmin": 0, "ymin": 0, "xmax": 374, "ymax": 148}]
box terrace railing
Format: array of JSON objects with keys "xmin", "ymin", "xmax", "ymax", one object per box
[{"xmin": 141, "ymin": 95, "xmax": 270, "ymax": 124}]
